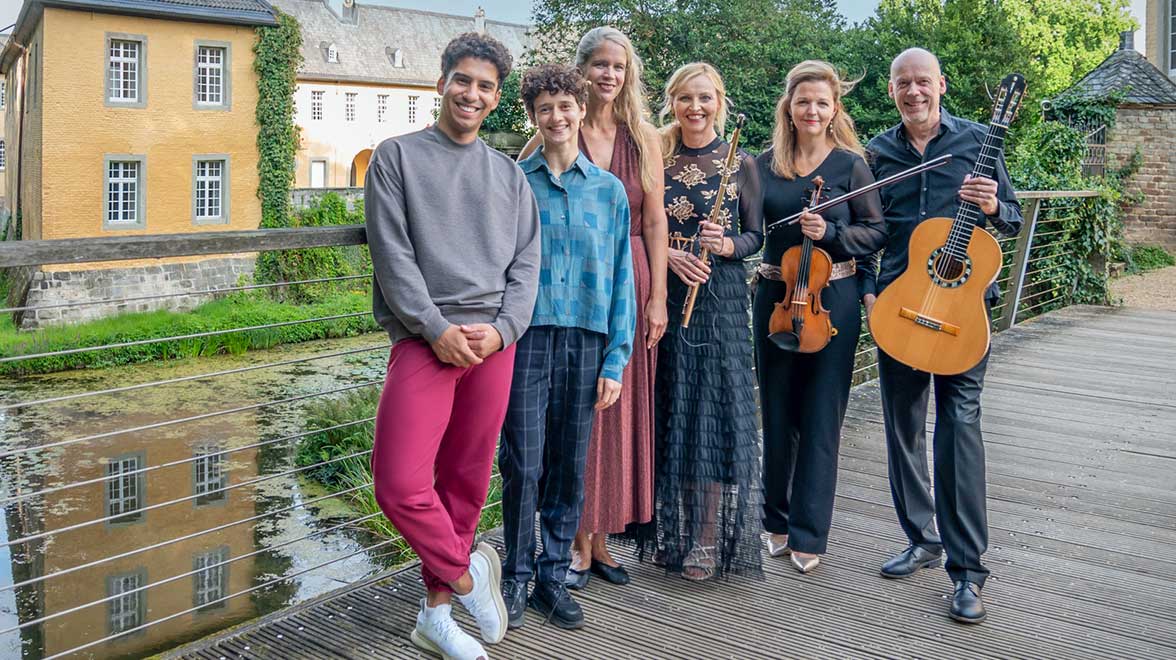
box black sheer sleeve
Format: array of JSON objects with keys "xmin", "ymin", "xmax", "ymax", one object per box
[
  {"xmin": 728, "ymin": 151, "xmax": 764, "ymax": 260},
  {"xmin": 835, "ymin": 155, "xmax": 886, "ymax": 257}
]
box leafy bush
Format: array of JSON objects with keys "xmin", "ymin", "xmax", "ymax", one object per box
[
  {"xmin": 1123, "ymin": 245, "xmax": 1176, "ymax": 274},
  {"xmin": 255, "ymin": 193, "xmax": 371, "ymax": 303}
]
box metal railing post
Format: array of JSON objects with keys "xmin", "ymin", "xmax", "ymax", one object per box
[{"xmin": 997, "ymin": 197, "xmax": 1041, "ymax": 331}]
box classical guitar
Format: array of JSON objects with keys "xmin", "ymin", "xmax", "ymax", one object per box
[{"xmin": 869, "ymin": 73, "xmax": 1025, "ymax": 375}]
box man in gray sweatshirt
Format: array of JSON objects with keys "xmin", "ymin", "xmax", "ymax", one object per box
[{"xmin": 364, "ymin": 33, "xmax": 541, "ymax": 660}]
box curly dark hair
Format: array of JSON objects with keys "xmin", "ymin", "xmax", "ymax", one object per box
[
  {"xmin": 440, "ymin": 32, "xmax": 513, "ymax": 88},
  {"xmin": 520, "ymin": 64, "xmax": 588, "ymax": 114}
]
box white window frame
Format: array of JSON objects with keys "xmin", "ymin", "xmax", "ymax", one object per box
[
  {"xmin": 377, "ymin": 94, "xmax": 388, "ymax": 123},
  {"xmin": 107, "ymin": 569, "xmax": 147, "ymax": 634},
  {"xmin": 345, "ymin": 92, "xmax": 357, "ymax": 122},
  {"xmin": 103, "ymin": 155, "xmax": 147, "ymax": 231},
  {"xmin": 408, "ymin": 95, "xmax": 418, "ymax": 124},
  {"xmin": 105, "ymin": 452, "xmax": 145, "ymax": 525},
  {"xmin": 1169, "ymin": 0, "xmax": 1176, "ymax": 77},
  {"xmin": 0, "ymin": 141, "xmax": 6, "ymax": 172},
  {"xmin": 192, "ymin": 444, "xmax": 228, "ymax": 504},
  {"xmin": 194, "ymin": 41, "xmax": 231, "ymax": 110},
  {"xmin": 0, "ymin": 84, "xmax": 5, "ymax": 110},
  {"xmin": 193, "ymin": 547, "xmax": 230, "ymax": 611},
  {"xmin": 105, "ymin": 34, "xmax": 147, "ymax": 108},
  {"xmin": 192, "ymin": 155, "xmax": 230, "ymax": 225},
  {"xmin": 327, "ymin": 43, "xmax": 338, "ymax": 63},
  {"xmin": 311, "ymin": 89, "xmax": 324, "ymax": 121}
]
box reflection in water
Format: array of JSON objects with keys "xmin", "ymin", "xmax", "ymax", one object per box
[{"xmin": 0, "ymin": 334, "xmax": 393, "ymax": 658}]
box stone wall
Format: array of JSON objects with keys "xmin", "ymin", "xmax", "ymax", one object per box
[
  {"xmin": 290, "ymin": 187, "xmax": 363, "ymax": 211},
  {"xmin": 13, "ymin": 256, "xmax": 255, "ymax": 330},
  {"xmin": 1106, "ymin": 106, "xmax": 1176, "ymax": 249}
]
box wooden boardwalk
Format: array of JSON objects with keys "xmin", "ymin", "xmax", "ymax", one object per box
[{"xmin": 175, "ymin": 305, "xmax": 1176, "ymax": 659}]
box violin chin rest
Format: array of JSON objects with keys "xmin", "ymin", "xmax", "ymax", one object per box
[{"xmin": 768, "ymin": 331, "xmax": 802, "ymax": 353}]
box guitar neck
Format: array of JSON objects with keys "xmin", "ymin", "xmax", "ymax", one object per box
[{"xmin": 945, "ymin": 122, "xmax": 1008, "ymax": 258}]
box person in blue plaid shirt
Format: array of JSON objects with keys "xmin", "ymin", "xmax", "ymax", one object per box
[{"xmin": 499, "ymin": 63, "xmax": 636, "ymax": 632}]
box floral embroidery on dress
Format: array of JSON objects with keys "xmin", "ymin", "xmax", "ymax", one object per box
[
  {"xmin": 672, "ymin": 163, "xmax": 707, "ymax": 188},
  {"xmin": 666, "ymin": 195, "xmax": 696, "ymax": 221},
  {"xmin": 712, "ymin": 155, "xmax": 741, "ymax": 179}
]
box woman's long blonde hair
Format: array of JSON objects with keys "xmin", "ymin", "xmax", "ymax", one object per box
[
  {"xmin": 657, "ymin": 62, "xmax": 729, "ymax": 161},
  {"xmin": 770, "ymin": 60, "xmax": 863, "ymax": 179},
  {"xmin": 575, "ymin": 26, "xmax": 658, "ymax": 191}
]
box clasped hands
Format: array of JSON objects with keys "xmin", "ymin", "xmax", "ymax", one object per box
[{"xmin": 430, "ymin": 323, "xmax": 623, "ymax": 410}]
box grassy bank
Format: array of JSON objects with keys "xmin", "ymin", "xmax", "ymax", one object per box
[
  {"xmin": 296, "ymin": 387, "xmax": 504, "ymax": 557},
  {"xmin": 0, "ymin": 290, "xmax": 380, "ymax": 376}
]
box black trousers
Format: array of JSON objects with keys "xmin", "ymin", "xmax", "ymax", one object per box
[
  {"xmin": 877, "ymin": 347, "xmax": 990, "ymax": 587},
  {"xmin": 753, "ymin": 277, "xmax": 860, "ymax": 555}
]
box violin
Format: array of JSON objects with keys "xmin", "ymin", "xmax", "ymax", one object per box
[{"xmin": 768, "ymin": 176, "xmax": 836, "ymax": 353}]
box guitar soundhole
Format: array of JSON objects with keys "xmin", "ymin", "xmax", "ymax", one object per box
[{"xmin": 926, "ymin": 248, "xmax": 972, "ymax": 288}]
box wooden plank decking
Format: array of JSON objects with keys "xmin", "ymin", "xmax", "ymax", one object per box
[{"xmin": 174, "ymin": 305, "xmax": 1176, "ymax": 659}]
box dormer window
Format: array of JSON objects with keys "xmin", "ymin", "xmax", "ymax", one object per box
[
  {"xmin": 327, "ymin": 43, "xmax": 338, "ymax": 63},
  {"xmin": 386, "ymin": 47, "xmax": 404, "ymax": 68}
]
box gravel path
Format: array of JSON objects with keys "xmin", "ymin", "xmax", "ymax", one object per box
[{"xmin": 1109, "ymin": 265, "xmax": 1176, "ymax": 310}]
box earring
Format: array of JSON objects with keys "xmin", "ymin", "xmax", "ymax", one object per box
[{"xmin": 827, "ymin": 123, "xmax": 833, "ymax": 134}]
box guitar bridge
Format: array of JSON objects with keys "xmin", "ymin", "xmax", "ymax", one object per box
[{"xmin": 899, "ymin": 307, "xmax": 961, "ymax": 336}]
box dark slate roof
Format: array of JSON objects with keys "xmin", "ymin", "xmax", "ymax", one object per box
[
  {"xmin": 269, "ymin": 0, "xmax": 530, "ymax": 86},
  {"xmin": 1060, "ymin": 47, "xmax": 1176, "ymax": 106},
  {"xmin": 2, "ymin": 0, "xmax": 277, "ymax": 71}
]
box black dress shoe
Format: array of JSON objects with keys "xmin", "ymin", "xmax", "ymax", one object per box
[
  {"xmin": 590, "ymin": 560, "xmax": 631, "ymax": 585},
  {"xmin": 950, "ymin": 580, "xmax": 987, "ymax": 624},
  {"xmin": 502, "ymin": 580, "xmax": 528, "ymax": 630},
  {"xmin": 563, "ymin": 566, "xmax": 590, "ymax": 590},
  {"xmin": 529, "ymin": 581, "xmax": 585, "ymax": 630},
  {"xmin": 880, "ymin": 545, "xmax": 943, "ymax": 578}
]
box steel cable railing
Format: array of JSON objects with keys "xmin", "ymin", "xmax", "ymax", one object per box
[
  {"xmin": 0, "ymin": 379, "xmax": 381, "ymax": 460},
  {"xmin": 0, "ymin": 448, "xmax": 375, "ymax": 550},
  {"xmin": 0, "ymin": 343, "xmax": 389, "ymax": 412},
  {"xmin": 0, "ymin": 417, "xmax": 376, "ymax": 507}
]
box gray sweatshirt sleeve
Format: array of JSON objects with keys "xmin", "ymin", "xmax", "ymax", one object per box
[
  {"xmin": 364, "ymin": 150, "xmax": 451, "ymax": 344},
  {"xmin": 491, "ymin": 174, "xmax": 542, "ymax": 348}
]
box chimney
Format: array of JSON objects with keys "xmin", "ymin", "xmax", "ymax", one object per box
[
  {"xmin": 474, "ymin": 7, "xmax": 486, "ymax": 34},
  {"xmin": 1119, "ymin": 30, "xmax": 1134, "ymax": 52}
]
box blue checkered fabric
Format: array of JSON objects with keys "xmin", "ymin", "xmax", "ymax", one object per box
[
  {"xmin": 500, "ymin": 326, "xmax": 604, "ymax": 586},
  {"xmin": 519, "ymin": 149, "xmax": 635, "ymax": 382}
]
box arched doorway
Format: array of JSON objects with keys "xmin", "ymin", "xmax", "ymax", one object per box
[{"xmin": 349, "ymin": 149, "xmax": 373, "ymax": 187}]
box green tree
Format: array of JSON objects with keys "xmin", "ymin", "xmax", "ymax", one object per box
[
  {"xmin": 1004, "ymin": 0, "xmax": 1136, "ymax": 98},
  {"xmin": 481, "ymin": 69, "xmax": 531, "ymax": 136},
  {"xmin": 528, "ymin": 0, "xmax": 846, "ymax": 151},
  {"xmin": 840, "ymin": 0, "xmax": 1029, "ymax": 138}
]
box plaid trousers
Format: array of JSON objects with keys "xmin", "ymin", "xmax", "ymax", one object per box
[{"xmin": 500, "ymin": 325, "xmax": 604, "ymax": 585}]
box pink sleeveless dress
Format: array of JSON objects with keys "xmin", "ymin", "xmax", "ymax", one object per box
[{"xmin": 578, "ymin": 123, "xmax": 656, "ymax": 533}]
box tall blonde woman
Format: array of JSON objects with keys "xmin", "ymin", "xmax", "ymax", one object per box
[
  {"xmin": 753, "ymin": 61, "xmax": 884, "ymax": 573},
  {"xmin": 651, "ymin": 62, "xmax": 763, "ymax": 581},
  {"xmin": 520, "ymin": 26, "xmax": 669, "ymax": 588}
]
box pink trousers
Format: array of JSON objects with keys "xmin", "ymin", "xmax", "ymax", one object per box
[{"xmin": 372, "ymin": 339, "xmax": 516, "ymax": 592}]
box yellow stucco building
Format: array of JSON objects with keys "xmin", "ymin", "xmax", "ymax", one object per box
[{"xmin": 0, "ymin": 0, "xmax": 277, "ymax": 327}]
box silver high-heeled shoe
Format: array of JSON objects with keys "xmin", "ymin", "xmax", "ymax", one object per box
[
  {"xmin": 790, "ymin": 553, "xmax": 820, "ymax": 573},
  {"xmin": 766, "ymin": 534, "xmax": 791, "ymax": 558}
]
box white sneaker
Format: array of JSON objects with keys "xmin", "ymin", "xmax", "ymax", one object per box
[
  {"xmin": 456, "ymin": 542, "xmax": 508, "ymax": 644},
  {"xmin": 411, "ymin": 599, "xmax": 489, "ymax": 660}
]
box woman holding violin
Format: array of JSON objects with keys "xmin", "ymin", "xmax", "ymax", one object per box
[
  {"xmin": 753, "ymin": 60, "xmax": 885, "ymax": 573},
  {"xmin": 650, "ymin": 62, "xmax": 763, "ymax": 581}
]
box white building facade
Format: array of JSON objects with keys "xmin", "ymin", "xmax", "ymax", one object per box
[{"xmin": 272, "ymin": 0, "xmax": 530, "ymax": 190}]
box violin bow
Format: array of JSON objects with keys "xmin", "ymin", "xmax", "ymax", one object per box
[{"xmin": 765, "ymin": 154, "xmax": 953, "ymax": 233}]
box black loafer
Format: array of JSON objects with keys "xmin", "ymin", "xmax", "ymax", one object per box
[
  {"xmin": 529, "ymin": 580, "xmax": 585, "ymax": 629},
  {"xmin": 590, "ymin": 560, "xmax": 631, "ymax": 585},
  {"xmin": 563, "ymin": 566, "xmax": 590, "ymax": 591},
  {"xmin": 950, "ymin": 580, "xmax": 987, "ymax": 624},
  {"xmin": 880, "ymin": 545, "xmax": 943, "ymax": 579}
]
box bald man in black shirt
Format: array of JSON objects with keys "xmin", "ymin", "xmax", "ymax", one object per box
[{"xmin": 860, "ymin": 48, "xmax": 1022, "ymax": 625}]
